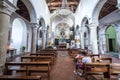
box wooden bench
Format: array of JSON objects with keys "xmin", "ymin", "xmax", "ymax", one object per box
[
  {"xmin": 38, "ymin": 49, "xmax": 58, "ymax": 54},
  {"xmin": 93, "ymin": 57, "xmax": 112, "ymax": 63},
  {"xmin": 30, "ymin": 53, "xmax": 56, "ymax": 59},
  {"xmin": 5, "ymin": 61, "xmax": 52, "ymax": 80},
  {"xmin": 88, "ymin": 54, "xmax": 100, "ymax": 58},
  {"xmin": 21, "ymin": 56, "xmax": 54, "ymax": 64},
  {"xmin": 110, "ymin": 63, "xmax": 120, "ymax": 79},
  {"xmin": 0, "ymin": 75, "xmax": 41, "ymax": 80},
  {"xmin": 91, "ymin": 63, "xmax": 120, "ymax": 80},
  {"xmin": 37, "ymin": 51, "xmax": 57, "ymax": 58},
  {"xmin": 68, "ymin": 49, "xmax": 79, "ymax": 58},
  {"xmin": 84, "ymin": 63, "xmax": 110, "ymax": 80}
]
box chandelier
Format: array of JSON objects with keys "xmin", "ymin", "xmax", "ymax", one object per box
[{"xmin": 55, "ymin": 0, "xmax": 72, "ymax": 16}]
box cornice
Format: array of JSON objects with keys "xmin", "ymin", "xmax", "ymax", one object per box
[{"xmin": 0, "ymin": 0, "xmax": 17, "ymax": 15}]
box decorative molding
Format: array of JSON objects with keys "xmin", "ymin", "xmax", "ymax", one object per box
[
  {"xmin": 30, "ymin": 23, "xmax": 38, "ymax": 29},
  {"xmin": 88, "ymin": 22, "xmax": 98, "ymax": 28},
  {"xmin": 0, "ymin": 0, "xmax": 17, "ymax": 15}
]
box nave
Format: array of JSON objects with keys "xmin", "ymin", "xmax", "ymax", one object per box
[{"xmin": 3, "ymin": 49, "xmax": 120, "ymax": 80}]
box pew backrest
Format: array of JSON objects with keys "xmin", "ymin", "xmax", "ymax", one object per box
[{"xmin": 0, "ymin": 75, "xmax": 41, "ymax": 80}]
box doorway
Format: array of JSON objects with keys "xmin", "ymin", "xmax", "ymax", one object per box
[
  {"xmin": 108, "ymin": 39, "xmax": 115, "ymax": 51},
  {"xmin": 106, "ymin": 25, "xmax": 118, "ymax": 52}
]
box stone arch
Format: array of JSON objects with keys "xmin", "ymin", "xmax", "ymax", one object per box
[
  {"xmin": 39, "ymin": 17, "xmax": 46, "ymax": 29},
  {"xmin": 81, "ymin": 16, "xmax": 89, "ymax": 29},
  {"xmin": 11, "ymin": 18, "xmax": 27, "ymax": 54},
  {"xmin": 91, "ymin": 0, "xmax": 107, "ymax": 24},
  {"xmin": 105, "ymin": 25, "xmax": 118, "ymax": 52},
  {"xmin": 15, "ymin": 0, "xmax": 37, "ymax": 22},
  {"xmin": 81, "ymin": 17, "xmax": 90, "ymax": 49}
]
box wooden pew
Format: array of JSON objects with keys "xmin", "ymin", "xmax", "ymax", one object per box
[
  {"xmin": 38, "ymin": 49, "xmax": 58, "ymax": 54},
  {"xmin": 0, "ymin": 75, "xmax": 41, "ymax": 80},
  {"xmin": 37, "ymin": 51, "xmax": 57, "ymax": 58},
  {"xmin": 110, "ymin": 63, "xmax": 120, "ymax": 79},
  {"xmin": 84, "ymin": 63, "xmax": 110, "ymax": 80},
  {"xmin": 30, "ymin": 53, "xmax": 56, "ymax": 59},
  {"xmin": 5, "ymin": 61, "xmax": 52, "ymax": 80},
  {"xmin": 88, "ymin": 54, "xmax": 100, "ymax": 58},
  {"xmin": 21, "ymin": 56, "xmax": 54, "ymax": 64},
  {"xmin": 68, "ymin": 49, "xmax": 79, "ymax": 58},
  {"xmin": 93, "ymin": 58, "xmax": 112, "ymax": 63}
]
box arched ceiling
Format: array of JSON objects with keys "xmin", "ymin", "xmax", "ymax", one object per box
[
  {"xmin": 46, "ymin": 0, "xmax": 80, "ymax": 13},
  {"xmin": 99, "ymin": 0, "xmax": 117, "ymax": 20}
]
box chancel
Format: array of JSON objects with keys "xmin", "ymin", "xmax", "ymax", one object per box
[{"xmin": 0, "ymin": 0, "xmax": 120, "ymax": 80}]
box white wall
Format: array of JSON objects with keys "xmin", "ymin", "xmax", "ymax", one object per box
[
  {"xmin": 8, "ymin": 0, "xmax": 14, "ymax": 3},
  {"xmin": 30, "ymin": 0, "xmax": 50, "ymax": 26},
  {"xmin": 99, "ymin": 9, "xmax": 120, "ymax": 53},
  {"xmin": 11, "ymin": 19, "xmax": 25, "ymax": 54},
  {"xmin": 10, "ymin": 13, "xmax": 32, "ymax": 53},
  {"xmin": 75, "ymin": 0, "xmax": 99, "ymax": 26}
]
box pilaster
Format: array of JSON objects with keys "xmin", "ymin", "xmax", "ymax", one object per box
[
  {"xmin": 30, "ymin": 23, "xmax": 38, "ymax": 53},
  {"xmin": 80, "ymin": 30, "xmax": 84, "ymax": 49},
  {"xmin": 89, "ymin": 23, "xmax": 98, "ymax": 54},
  {"xmin": 42, "ymin": 29, "xmax": 47, "ymax": 49},
  {"xmin": 0, "ymin": 0, "xmax": 16, "ymax": 75}
]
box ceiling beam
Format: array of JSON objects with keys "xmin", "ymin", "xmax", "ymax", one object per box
[
  {"xmin": 107, "ymin": 1, "xmax": 116, "ymax": 6},
  {"xmin": 47, "ymin": 1, "xmax": 78, "ymax": 6}
]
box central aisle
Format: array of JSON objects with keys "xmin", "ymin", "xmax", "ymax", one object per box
[{"xmin": 50, "ymin": 51, "xmax": 75, "ymax": 80}]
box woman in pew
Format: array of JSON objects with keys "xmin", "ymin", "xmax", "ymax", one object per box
[
  {"xmin": 74, "ymin": 50, "xmax": 84, "ymax": 62},
  {"xmin": 74, "ymin": 51, "xmax": 92, "ymax": 76},
  {"xmin": 74, "ymin": 51, "xmax": 84, "ymax": 75}
]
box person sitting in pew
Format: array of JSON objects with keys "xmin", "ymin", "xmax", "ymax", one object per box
[
  {"xmin": 74, "ymin": 51, "xmax": 84, "ymax": 62},
  {"xmin": 74, "ymin": 51, "xmax": 92, "ymax": 76}
]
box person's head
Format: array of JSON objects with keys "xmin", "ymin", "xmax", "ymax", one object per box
[
  {"xmin": 81, "ymin": 51, "xmax": 88, "ymax": 56},
  {"xmin": 78, "ymin": 51, "xmax": 81, "ymax": 54}
]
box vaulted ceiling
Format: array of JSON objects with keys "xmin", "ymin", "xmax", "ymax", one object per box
[
  {"xmin": 99, "ymin": 0, "xmax": 117, "ymax": 19},
  {"xmin": 46, "ymin": 0, "xmax": 80, "ymax": 13}
]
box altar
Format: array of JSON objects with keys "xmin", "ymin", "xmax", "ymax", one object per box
[{"xmin": 58, "ymin": 42, "xmax": 67, "ymax": 49}]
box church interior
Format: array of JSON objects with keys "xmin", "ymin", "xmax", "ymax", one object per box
[{"xmin": 0, "ymin": 0, "xmax": 120, "ymax": 80}]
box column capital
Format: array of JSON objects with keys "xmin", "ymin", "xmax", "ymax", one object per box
[
  {"xmin": 0, "ymin": 0, "xmax": 17, "ymax": 15},
  {"xmin": 30, "ymin": 23, "xmax": 38, "ymax": 29},
  {"xmin": 89, "ymin": 22, "xmax": 98, "ymax": 28}
]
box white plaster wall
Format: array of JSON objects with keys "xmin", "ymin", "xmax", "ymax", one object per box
[
  {"xmin": 11, "ymin": 19, "xmax": 23, "ymax": 54},
  {"xmin": 117, "ymin": 0, "xmax": 120, "ymax": 4},
  {"xmin": 99, "ymin": 9, "xmax": 120, "ymax": 53},
  {"xmin": 10, "ymin": 13, "xmax": 32, "ymax": 53},
  {"xmin": 8, "ymin": 0, "xmax": 14, "ymax": 3},
  {"xmin": 29, "ymin": 0, "xmax": 50, "ymax": 26},
  {"xmin": 75, "ymin": 0, "xmax": 99, "ymax": 26}
]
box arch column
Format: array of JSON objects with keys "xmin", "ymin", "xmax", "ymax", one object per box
[
  {"xmin": 80, "ymin": 30, "xmax": 84, "ymax": 49},
  {"xmin": 0, "ymin": 0, "xmax": 16, "ymax": 74},
  {"xmin": 89, "ymin": 23, "xmax": 98, "ymax": 54},
  {"xmin": 42, "ymin": 29, "xmax": 47, "ymax": 49},
  {"xmin": 31, "ymin": 23, "xmax": 38, "ymax": 53},
  {"xmin": 75, "ymin": 28, "xmax": 80, "ymax": 48}
]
